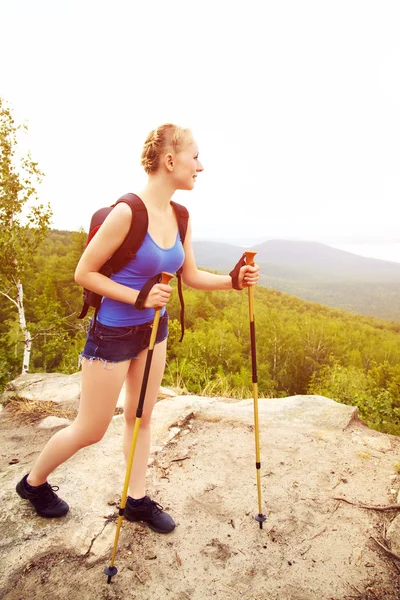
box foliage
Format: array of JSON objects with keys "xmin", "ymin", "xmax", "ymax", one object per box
[
  {"xmin": 0, "ymin": 228, "xmax": 87, "ymax": 385},
  {"xmin": 262, "ymin": 277, "xmax": 400, "ymax": 324},
  {"xmin": 308, "ymin": 361, "xmax": 400, "ymax": 435},
  {"xmin": 0, "ymin": 98, "xmax": 52, "ymax": 377},
  {"xmin": 0, "ymin": 98, "xmax": 52, "ymax": 279}
]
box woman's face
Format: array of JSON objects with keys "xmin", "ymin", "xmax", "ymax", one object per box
[{"xmin": 172, "ymin": 139, "xmax": 204, "ymax": 191}]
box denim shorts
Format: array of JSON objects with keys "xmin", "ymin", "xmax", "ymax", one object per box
[{"xmin": 79, "ymin": 314, "xmax": 169, "ymax": 366}]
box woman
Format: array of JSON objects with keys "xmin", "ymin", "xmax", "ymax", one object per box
[{"xmin": 16, "ymin": 124, "xmax": 259, "ymax": 533}]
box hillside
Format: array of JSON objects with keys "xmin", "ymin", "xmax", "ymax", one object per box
[
  {"xmin": 192, "ymin": 239, "xmax": 400, "ymax": 321},
  {"xmin": 3, "ymin": 229, "xmax": 400, "ymax": 439}
]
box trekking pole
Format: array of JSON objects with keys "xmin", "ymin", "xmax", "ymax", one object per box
[
  {"xmin": 245, "ymin": 251, "xmax": 266, "ymax": 529},
  {"xmin": 104, "ymin": 271, "xmax": 174, "ymax": 584}
]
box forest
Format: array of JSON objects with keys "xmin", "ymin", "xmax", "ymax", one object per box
[{"xmin": 1, "ymin": 228, "xmax": 400, "ymax": 436}]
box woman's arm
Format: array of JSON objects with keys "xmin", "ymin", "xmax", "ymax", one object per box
[
  {"xmin": 181, "ymin": 220, "xmax": 259, "ymax": 290},
  {"xmin": 74, "ymin": 203, "xmax": 171, "ymax": 308}
]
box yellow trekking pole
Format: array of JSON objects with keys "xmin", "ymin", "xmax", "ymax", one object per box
[
  {"xmin": 104, "ymin": 271, "xmax": 173, "ymax": 583},
  {"xmin": 245, "ymin": 251, "xmax": 266, "ymax": 528}
]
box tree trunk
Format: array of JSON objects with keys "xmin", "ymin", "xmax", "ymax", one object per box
[{"xmin": 16, "ymin": 280, "xmax": 31, "ymax": 374}]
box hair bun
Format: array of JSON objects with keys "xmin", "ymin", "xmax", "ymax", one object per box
[{"xmin": 140, "ymin": 124, "xmax": 191, "ymax": 174}]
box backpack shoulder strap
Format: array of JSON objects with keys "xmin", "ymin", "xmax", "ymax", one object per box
[
  {"xmin": 170, "ymin": 201, "xmax": 189, "ymax": 244},
  {"xmin": 107, "ymin": 193, "xmax": 148, "ymax": 274},
  {"xmin": 170, "ymin": 201, "xmax": 189, "ymax": 342}
]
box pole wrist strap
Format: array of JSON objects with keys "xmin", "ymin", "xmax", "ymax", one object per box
[
  {"xmin": 229, "ymin": 253, "xmax": 246, "ymax": 290},
  {"xmin": 135, "ymin": 274, "xmax": 162, "ymax": 310}
]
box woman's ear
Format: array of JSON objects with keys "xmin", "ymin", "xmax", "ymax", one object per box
[{"xmin": 164, "ymin": 152, "xmax": 174, "ymax": 172}]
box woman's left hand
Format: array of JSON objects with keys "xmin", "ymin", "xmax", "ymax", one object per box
[{"xmin": 238, "ymin": 264, "xmax": 260, "ymax": 289}]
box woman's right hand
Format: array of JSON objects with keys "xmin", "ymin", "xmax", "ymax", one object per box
[{"xmin": 143, "ymin": 283, "xmax": 173, "ymax": 309}]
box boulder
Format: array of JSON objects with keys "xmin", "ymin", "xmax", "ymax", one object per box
[
  {"xmin": 1, "ymin": 373, "xmax": 178, "ymax": 409},
  {"xmin": 1, "ymin": 373, "xmax": 81, "ymax": 407},
  {"xmin": 387, "ymin": 514, "xmax": 400, "ymax": 554},
  {"xmin": 37, "ymin": 416, "xmax": 73, "ymax": 429}
]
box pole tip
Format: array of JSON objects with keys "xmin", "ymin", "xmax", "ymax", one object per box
[
  {"xmin": 255, "ymin": 513, "xmax": 267, "ymax": 528},
  {"xmin": 104, "ymin": 566, "xmax": 118, "ymax": 583}
]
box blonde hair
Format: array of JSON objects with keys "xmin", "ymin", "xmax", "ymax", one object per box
[{"xmin": 141, "ymin": 123, "xmax": 192, "ymax": 174}]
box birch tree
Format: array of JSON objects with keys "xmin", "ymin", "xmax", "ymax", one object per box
[{"xmin": 0, "ymin": 98, "xmax": 52, "ymax": 374}]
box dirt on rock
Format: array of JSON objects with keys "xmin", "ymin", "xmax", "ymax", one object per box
[{"xmin": 1, "ymin": 394, "xmax": 400, "ymax": 600}]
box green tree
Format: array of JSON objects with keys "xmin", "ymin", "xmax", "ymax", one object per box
[
  {"xmin": 0, "ymin": 98, "xmax": 52, "ymax": 374},
  {"xmin": 307, "ymin": 361, "xmax": 400, "ymax": 435}
]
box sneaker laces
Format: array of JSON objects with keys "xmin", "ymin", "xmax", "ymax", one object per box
[
  {"xmin": 148, "ymin": 499, "xmax": 164, "ymax": 514},
  {"xmin": 40, "ymin": 483, "xmax": 60, "ymax": 506}
]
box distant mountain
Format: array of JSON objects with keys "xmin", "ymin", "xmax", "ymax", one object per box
[
  {"xmin": 252, "ymin": 239, "xmax": 400, "ymax": 282},
  {"xmin": 193, "ymin": 239, "xmax": 400, "ymax": 280},
  {"xmin": 192, "ymin": 239, "xmax": 400, "ymax": 322}
]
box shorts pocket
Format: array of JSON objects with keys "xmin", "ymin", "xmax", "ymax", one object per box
[{"xmin": 95, "ymin": 324, "xmax": 133, "ymax": 341}]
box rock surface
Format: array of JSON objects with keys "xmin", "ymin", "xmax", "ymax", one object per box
[
  {"xmin": 0, "ymin": 373, "xmax": 177, "ymax": 410},
  {"xmin": 37, "ymin": 416, "xmax": 73, "ymax": 429},
  {"xmin": 1, "ymin": 378, "xmax": 400, "ymax": 600},
  {"xmin": 1, "ymin": 372, "xmax": 82, "ymax": 406}
]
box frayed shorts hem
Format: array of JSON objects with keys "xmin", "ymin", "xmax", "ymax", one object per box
[
  {"xmin": 78, "ymin": 315, "xmax": 169, "ymax": 369},
  {"xmin": 78, "ymin": 354, "xmax": 139, "ymax": 369}
]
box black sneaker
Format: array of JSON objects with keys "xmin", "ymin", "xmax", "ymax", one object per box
[
  {"xmin": 124, "ymin": 496, "xmax": 175, "ymax": 533},
  {"xmin": 16, "ymin": 474, "xmax": 69, "ymax": 518}
]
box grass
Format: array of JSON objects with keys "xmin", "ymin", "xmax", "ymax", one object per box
[
  {"xmin": 3, "ymin": 395, "xmax": 78, "ymax": 424},
  {"xmin": 2, "ymin": 395, "xmax": 124, "ymax": 424}
]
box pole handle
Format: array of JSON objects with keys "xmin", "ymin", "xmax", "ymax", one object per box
[
  {"xmin": 161, "ymin": 271, "xmax": 174, "ymax": 285},
  {"xmin": 245, "ymin": 251, "xmax": 257, "ymax": 266}
]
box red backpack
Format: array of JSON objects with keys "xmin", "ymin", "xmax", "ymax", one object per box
[{"xmin": 78, "ymin": 193, "xmax": 189, "ymax": 339}]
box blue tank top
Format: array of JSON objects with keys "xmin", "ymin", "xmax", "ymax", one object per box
[{"xmin": 97, "ymin": 231, "xmax": 185, "ymax": 326}]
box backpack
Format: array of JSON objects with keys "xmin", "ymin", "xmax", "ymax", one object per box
[{"xmin": 77, "ymin": 193, "xmax": 189, "ymax": 340}]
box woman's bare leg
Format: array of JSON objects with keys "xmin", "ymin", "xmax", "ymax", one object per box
[
  {"xmin": 122, "ymin": 339, "xmax": 167, "ymax": 499},
  {"xmin": 27, "ymin": 359, "xmax": 131, "ymax": 486}
]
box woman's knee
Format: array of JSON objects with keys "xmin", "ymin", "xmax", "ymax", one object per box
[
  {"xmin": 82, "ymin": 432, "xmax": 106, "ymax": 446},
  {"xmin": 70, "ymin": 422, "xmax": 108, "ymax": 447},
  {"xmin": 123, "ymin": 411, "xmax": 152, "ymax": 429},
  {"xmin": 123, "ymin": 402, "xmax": 155, "ymax": 426},
  {"xmin": 123, "ymin": 409, "xmax": 137, "ymax": 425},
  {"xmin": 139, "ymin": 412, "xmax": 153, "ymax": 429}
]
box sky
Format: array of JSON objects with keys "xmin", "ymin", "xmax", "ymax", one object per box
[{"xmin": 1, "ymin": 1, "xmax": 400, "ymax": 257}]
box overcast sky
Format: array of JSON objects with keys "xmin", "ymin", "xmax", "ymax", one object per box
[{"xmin": 1, "ymin": 0, "xmax": 399, "ymax": 249}]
